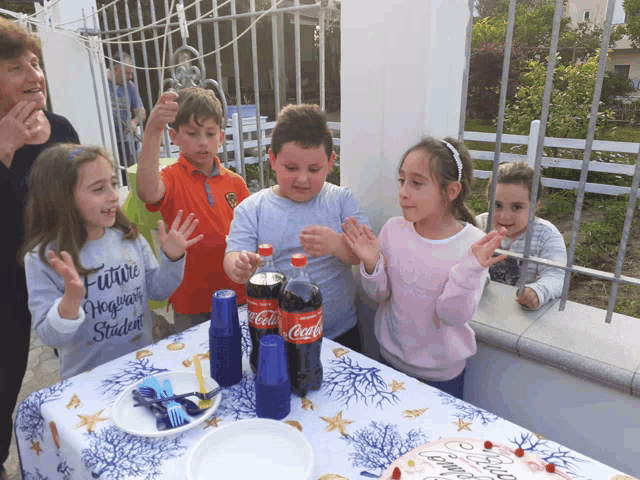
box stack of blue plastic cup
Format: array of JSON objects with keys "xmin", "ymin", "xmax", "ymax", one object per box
[
  {"xmin": 255, "ymin": 334, "xmax": 291, "ymax": 420},
  {"xmin": 209, "ymin": 290, "xmax": 242, "ymax": 387}
]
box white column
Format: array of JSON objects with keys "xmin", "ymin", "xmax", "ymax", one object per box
[
  {"xmin": 341, "ymin": 0, "xmax": 470, "ymax": 232},
  {"xmin": 340, "ymin": 0, "xmax": 471, "ymax": 356},
  {"xmin": 35, "ymin": 0, "xmax": 111, "ymax": 149}
]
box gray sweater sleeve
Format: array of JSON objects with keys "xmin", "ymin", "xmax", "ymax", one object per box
[
  {"xmin": 526, "ymin": 224, "xmax": 567, "ymax": 309},
  {"xmin": 24, "ymin": 251, "xmax": 87, "ymax": 349}
]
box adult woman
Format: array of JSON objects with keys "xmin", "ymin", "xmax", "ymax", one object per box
[{"xmin": 0, "ymin": 17, "xmax": 79, "ymax": 479}]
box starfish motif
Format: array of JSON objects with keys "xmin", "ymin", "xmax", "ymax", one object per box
[
  {"xmin": 389, "ymin": 380, "xmax": 406, "ymax": 392},
  {"xmin": 73, "ymin": 410, "xmax": 108, "ymax": 433},
  {"xmin": 452, "ymin": 417, "xmax": 472, "ymax": 432},
  {"xmin": 204, "ymin": 416, "xmax": 223, "ymax": 429},
  {"xmin": 30, "ymin": 440, "xmax": 42, "ymax": 455},
  {"xmin": 320, "ymin": 411, "xmax": 354, "ymax": 436}
]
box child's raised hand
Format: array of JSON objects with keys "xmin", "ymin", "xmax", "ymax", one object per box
[
  {"xmin": 299, "ymin": 225, "xmax": 341, "ymax": 258},
  {"xmin": 471, "ymin": 227, "xmax": 508, "ymax": 268},
  {"xmin": 48, "ymin": 250, "xmax": 85, "ymax": 319},
  {"xmin": 157, "ymin": 210, "xmax": 203, "ymax": 261},
  {"xmin": 516, "ymin": 287, "xmax": 540, "ymax": 309},
  {"xmin": 146, "ymin": 91, "xmax": 179, "ymax": 133},
  {"xmin": 229, "ymin": 250, "xmax": 261, "ymax": 284},
  {"xmin": 342, "ymin": 217, "xmax": 380, "ymax": 274},
  {"xmin": 48, "ymin": 251, "xmax": 86, "ymax": 301}
]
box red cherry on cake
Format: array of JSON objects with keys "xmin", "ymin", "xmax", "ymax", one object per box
[
  {"xmin": 484, "ymin": 441, "xmax": 493, "ymax": 449},
  {"xmin": 546, "ymin": 463, "xmax": 556, "ymax": 473},
  {"xmin": 392, "ymin": 466, "xmax": 401, "ymax": 479},
  {"xmin": 515, "ymin": 448, "xmax": 525, "ymax": 457}
]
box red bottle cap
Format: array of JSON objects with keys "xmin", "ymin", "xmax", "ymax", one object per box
[
  {"xmin": 258, "ymin": 244, "xmax": 273, "ymax": 256},
  {"xmin": 515, "ymin": 448, "xmax": 525, "ymax": 457},
  {"xmin": 545, "ymin": 463, "xmax": 555, "ymax": 473},
  {"xmin": 484, "ymin": 441, "xmax": 493, "ymax": 449},
  {"xmin": 291, "ymin": 253, "xmax": 307, "ymax": 267},
  {"xmin": 392, "ymin": 466, "xmax": 401, "ymax": 479}
]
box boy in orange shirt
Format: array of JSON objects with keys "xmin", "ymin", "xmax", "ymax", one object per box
[{"xmin": 137, "ymin": 88, "xmax": 250, "ymax": 331}]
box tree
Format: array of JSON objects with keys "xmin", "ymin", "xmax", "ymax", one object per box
[
  {"xmin": 468, "ymin": 41, "xmax": 525, "ymax": 119},
  {"xmin": 503, "ymin": 54, "xmax": 615, "ymax": 139},
  {"xmin": 469, "ymin": 0, "xmax": 625, "ymax": 119},
  {"xmin": 622, "ymin": 0, "xmax": 640, "ymax": 47}
]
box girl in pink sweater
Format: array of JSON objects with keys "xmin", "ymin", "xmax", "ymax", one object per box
[{"xmin": 344, "ymin": 137, "xmax": 506, "ymax": 400}]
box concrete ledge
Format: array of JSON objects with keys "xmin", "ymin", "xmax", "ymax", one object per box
[{"xmin": 472, "ymin": 281, "xmax": 640, "ymax": 398}]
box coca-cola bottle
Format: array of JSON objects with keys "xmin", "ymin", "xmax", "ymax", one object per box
[
  {"xmin": 247, "ymin": 244, "xmax": 286, "ymax": 372},
  {"xmin": 278, "ymin": 253, "xmax": 323, "ymax": 397}
]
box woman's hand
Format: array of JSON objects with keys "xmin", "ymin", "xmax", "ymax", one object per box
[
  {"xmin": 0, "ymin": 101, "xmax": 41, "ymax": 168},
  {"xmin": 471, "ymin": 227, "xmax": 508, "ymax": 268},
  {"xmin": 342, "ymin": 217, "xmax": 380, "ymax": 274},
  {"xmin": 48, "ymin": 250, "xmax": 85, "ymax": 320},
  {"xmin": 158, "ymin": 210, "xmax": 203, "ymax": 261}
]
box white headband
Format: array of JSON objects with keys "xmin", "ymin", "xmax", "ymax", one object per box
[{"xmin": 440, "ymin": 140, "xmax": 463, "ymax": 182}]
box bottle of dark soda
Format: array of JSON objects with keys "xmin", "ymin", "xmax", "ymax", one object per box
[
  {"xmin": 278, "ymin": 253, "xmax": 323, "ymax": 397},
  {"xmin": 247, "ymin": 244, "xmax": 286, "ymax": 372}
]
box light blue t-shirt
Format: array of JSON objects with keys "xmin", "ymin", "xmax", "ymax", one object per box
[{"xmin": 226, "ymin": 183, "xmax": 371, "ymax": 339}]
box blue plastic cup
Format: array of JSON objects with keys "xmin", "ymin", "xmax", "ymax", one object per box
[
  {"xmin": 209, "ymin": 290, "xmax": 242, "ymax": 387},
  {"xmin": 255, "ymin": 334, "xmax": 291, "ymax": 420},
  {"xmin": 210, "ymin": 289, "xmax": 240, "ymax": 336}
]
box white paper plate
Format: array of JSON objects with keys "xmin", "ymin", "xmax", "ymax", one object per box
[
  {"xmin": 112, "ymin": 371, "xmax": 221, "ymax": 437},
  {"xmin": 186, "ymin": 418, "xmax": 315, "ymax": 480}
]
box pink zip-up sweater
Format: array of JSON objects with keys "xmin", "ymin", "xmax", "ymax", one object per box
[{"xmin": 361, "ymin": 217, "xmax": 489, "ymax": 381}]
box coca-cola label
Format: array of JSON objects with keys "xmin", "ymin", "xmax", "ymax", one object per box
[
  {"xmin": 247, "ymin": 298, "xmax": 280, "ymax": 329},
  {"xmin": 280, "ymin": 308, "xmax": 323, "ymax": 344}
]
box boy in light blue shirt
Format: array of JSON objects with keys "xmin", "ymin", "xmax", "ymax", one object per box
[{"xmin": 224, "ymin": 104, "xmax": 370, "ymax": 351}]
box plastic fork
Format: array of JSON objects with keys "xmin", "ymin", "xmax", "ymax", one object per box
[
  {"xmin": 140, "ymin": 376, "xmax": 167, "ymax": 400},
  {"xmin": 132, "ymin": 390, "xmax": 173, "ymax": 431},
  {"xmin": 193, "ymin": 355, "xmax": 212, "ymax": 409},
  {"xmin": 134, "ymin": 386, "xmax": 221, "ymax": 405},
  {"xmin": 163, "ymin": 380, "xmax": 190, "ymax": 427},
  {"xmin": 138, "ymin": 376, "xmax": 183, "ymax": 428}
]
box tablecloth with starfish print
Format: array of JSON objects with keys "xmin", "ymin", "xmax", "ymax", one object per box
[{"xmin": 15, "ymin": 305, "xmax": 634, "ymax": 480}]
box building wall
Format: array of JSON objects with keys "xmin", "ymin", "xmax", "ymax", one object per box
[{"xmin": 565, "ymin": 0, "xmax": 625, "ymax": 26}]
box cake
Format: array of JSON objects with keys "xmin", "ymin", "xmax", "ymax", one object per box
[{"xmin": 380, "ymin": 438, "xmax": 574, "ymax": 479}]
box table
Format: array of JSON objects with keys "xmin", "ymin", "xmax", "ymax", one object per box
[{"xmin": 15, "ymin": 306, "xmax": 633, "ymax": 479}]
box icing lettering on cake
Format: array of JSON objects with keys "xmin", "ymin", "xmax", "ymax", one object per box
[{"xmin": 380, "ymin": 438, "xmax": 574, "ymax": 479}]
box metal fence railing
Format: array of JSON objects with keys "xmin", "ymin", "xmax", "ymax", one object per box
[
  {"xmin": 3, "ymin": 0, "xmax": 638, "ymax": 323},
  {"xmin": 458, "ymin": 0, "xmax": 640, "ymax": 323}
]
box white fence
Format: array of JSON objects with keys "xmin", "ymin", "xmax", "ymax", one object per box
[
  {"xmin": 208, "ymin": 116, "xmax": 635, "ymax": 197},
  {"xmin": 163, "ymin": 114, "xmax": 341, "ymax": 179},
  {"xmin": 465, "ymin": 120, "xmax": 639, "ymax": 196}
]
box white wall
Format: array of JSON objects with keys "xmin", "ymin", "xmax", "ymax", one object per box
[
  {"xmin": 341, "ymin": 0, "xmax": 471, "ymax": 357},
  {"xmin": 466, "ymin": 343, "xmax": 640, "ymax": 478},
  {"xmin": 35, "ymin": 0, "xmax": 112, "ymax": 150},
  {"xmin": 340, "ymin": 0, "xmax": 470, "ymax": 233}
]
